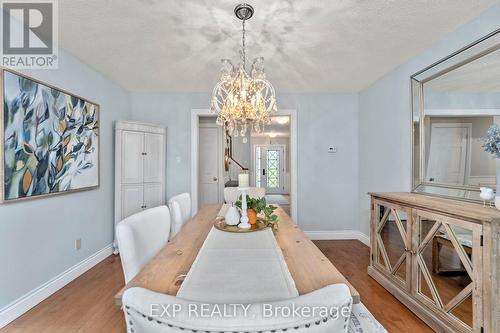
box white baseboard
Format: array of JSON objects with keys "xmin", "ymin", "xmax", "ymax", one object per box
[
  {"xmin": 0, "ymin": 244, "xmax": 113, "ymax": 328},
  {"xmin": 304, "ymin": 230, "xmax": 370, "ymax": 246}
]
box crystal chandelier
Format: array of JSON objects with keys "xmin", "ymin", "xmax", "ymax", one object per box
[{"xmin": 210, "ymin": 3, "xmax": 277, "ymax": 137}]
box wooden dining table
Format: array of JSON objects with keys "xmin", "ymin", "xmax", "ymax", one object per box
[{"xmin": 114, "ymin": 204, "xmax": 360, "ymax": 305}]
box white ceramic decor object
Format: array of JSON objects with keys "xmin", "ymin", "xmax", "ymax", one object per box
[
  {"xmin": 225, "ymin": 204, "xmax": 240, "ymax": 226},
  {"xmin": 480, "ymin": 187, "xmax": 495, "ymax": 208},
  {"xmin": 238, "ymin": 188, "xmax": 251, "ymax": 229}
]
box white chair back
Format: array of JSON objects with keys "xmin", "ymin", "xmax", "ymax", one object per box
[
  {"xmin": 116, "ymin": 206, "xmax": 171, "ymax": 283},
  {"xmin": 122, "ymin": 284, "xmax": 352, "ymax": 333},
  {"xmin": 168, "ymin": 192, "xmax": 191, "ymax": 238},
  {"xmin": 224, "ymin": 187, "xmax": 266, "ymax": 204}
]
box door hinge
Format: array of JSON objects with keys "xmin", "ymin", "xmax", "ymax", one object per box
[
  {"xmin": 480, "ymin": 326, "xmax": 484, "ymax": 333},
  {"xmin": 480, "ymin": 235, "xmax": 484, "ymax": 246}
]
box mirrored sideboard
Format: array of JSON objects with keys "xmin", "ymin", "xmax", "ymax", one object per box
[{"xmin": 368, "ymin": 192, "xmax": 499, "ymax": 333}]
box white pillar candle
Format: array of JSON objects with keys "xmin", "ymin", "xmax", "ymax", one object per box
[{"xmin": 238, "ymin": 173, "xmax": 249, "ymax": 187}]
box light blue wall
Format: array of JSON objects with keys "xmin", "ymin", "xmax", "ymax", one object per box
[
  {"xmin": 358, "ymin": 2, "xmax": 500, "ymax": 235},
  {"xmin": 279, "ymin": 93, "xmax": 359, "ymax": 231},
  {"xmin": 130, "ymin": 92, "xmax": 359, "ymax": 232},
  {"xmin": 0, "ymin": 50, "xmax": 131, "ymax": 308}
]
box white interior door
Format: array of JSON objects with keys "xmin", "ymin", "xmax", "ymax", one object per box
[
  {"xmin": 426, "ymin": 123, "xmax": 470, "ymax": 185},
  {"xmin": 121, "ymin": 184, "xmax": 143, "ymax": 218},
  {"xmin": 256, "ymin": 146, "xmax": 285, "ymax": 194},
  {"xmin": 121, "ymin": 131, "xmax": 144, "ymax": 184},
  {"xmin": 143, "ymin": 133, "xmax": 164, "ymax": 183},
  {"xmin": 199, "ymin": 125, "xmax": 222, "ymax": 206}
]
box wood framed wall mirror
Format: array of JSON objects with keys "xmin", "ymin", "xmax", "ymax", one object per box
[{"xmin": 412, "ymin": 29, "xmax": 500, "ymax": 203}]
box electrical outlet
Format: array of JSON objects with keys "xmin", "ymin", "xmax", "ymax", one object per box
[{"xmin": 75, "ymin": 238, "xmax": 81, "ymax": 251}]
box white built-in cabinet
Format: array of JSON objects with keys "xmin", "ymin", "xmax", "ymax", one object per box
[{"xmin": 114, "ymin": 121, "xmax": 166, "ymax": 252}]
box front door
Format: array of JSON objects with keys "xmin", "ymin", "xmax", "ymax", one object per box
[{"xmin": 255, "ymin": 146, "xmax": 285, "ymax": 194}]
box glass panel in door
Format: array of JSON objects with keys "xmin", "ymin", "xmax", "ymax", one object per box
[
  {"xmin": 255, "ymin": 146, "xmax": 284, "ymax": 194},
  {"xmin": 266, "ymin": 149, "xmax": 280, "ymax": 191},
  {"xmin": 414, "ymin": 211, "xmax": 477, "ymax": 329},
  {"xmin": 374, "ymin": 202, "xmax": 410, "ymax": 289}
]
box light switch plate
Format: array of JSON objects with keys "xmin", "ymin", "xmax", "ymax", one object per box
[{"xmin": 75, "ymin": 238, "xmax": 81, "ymax": 250}]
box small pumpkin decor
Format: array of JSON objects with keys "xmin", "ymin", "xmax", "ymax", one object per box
[
  {"xmin": 235, "ymin": 195, "xmax": 279, "ymax": 229},
  {"xmin": 247, "ymin": 208, "xmax": 258, "ymax": 227}
]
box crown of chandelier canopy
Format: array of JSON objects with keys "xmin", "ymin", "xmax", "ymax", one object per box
[{"xmin": 210, "ymin": 3, "xmax": 278, "ymax": 137}]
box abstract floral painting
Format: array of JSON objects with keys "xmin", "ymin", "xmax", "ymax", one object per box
[{"xmin": 1, "ymin": 70, "xmax": 99, "ymax": 201}]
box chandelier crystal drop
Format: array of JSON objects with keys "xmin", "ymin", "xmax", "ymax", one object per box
[{"xmin": 210, "ymin": 3, "xmax": 277, "ymax": 137}]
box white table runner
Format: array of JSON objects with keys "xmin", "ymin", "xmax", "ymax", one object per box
[{"xmin": 177, "ymin": 227, "xmax": 299, "ymax": 303}]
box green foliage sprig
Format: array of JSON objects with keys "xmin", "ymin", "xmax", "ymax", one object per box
[{"xmin": 234, "ymin": 195, "xmax": 279, "ymax": 224}]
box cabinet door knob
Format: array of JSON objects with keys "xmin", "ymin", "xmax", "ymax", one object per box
[{"xmin": 213, "ymin": 177, "xmax": 218, "ymax": 181}]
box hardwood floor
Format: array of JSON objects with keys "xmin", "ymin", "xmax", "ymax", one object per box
[
  {"xmin": 1, "ymin": 255, "xmax": 126, "ymax": 333},
  {"xmin": 1, "ymin": 240, "xmax": 433, "ymax": 333}
]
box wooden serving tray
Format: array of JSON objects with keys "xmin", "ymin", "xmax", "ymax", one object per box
[{"xmin": 214, "ymin": 218, "xmax": 268, "ymax": 233}]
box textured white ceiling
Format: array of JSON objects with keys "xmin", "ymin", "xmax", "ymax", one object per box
[{"xmin": 59, "ymin": 0, "xmax": 497, "ymax": 93}]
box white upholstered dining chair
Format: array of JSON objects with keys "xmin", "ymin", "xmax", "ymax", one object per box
[
  {"xmin": 116, "ymin": 206, "xmax": 171, "ymax": 283},
  {"xmin": 223, "ymin": 187, "xmax": 266, "ymax": 204},
  {"xmin": 168, "ymin": 192, "xmax": 192, "ymax": 238},
  {"xmin": 122, "ymin": 284, "xmax": 352, "ymax": 333}
]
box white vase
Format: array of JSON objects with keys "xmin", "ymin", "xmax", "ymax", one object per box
[
  {"xmin": 480, "ymin": 187, "xmax": 495, "ymax": 208},
  {"xmin": 225, "ymin": 205, "xmax": 240, "ymax": 226}
]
